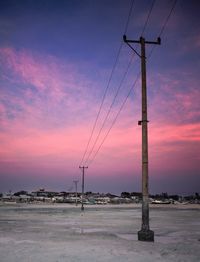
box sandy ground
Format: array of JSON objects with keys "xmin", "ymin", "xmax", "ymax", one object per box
[{"xmin": 0, "ymin": 203, "xmax": 199, "ymax": 262}]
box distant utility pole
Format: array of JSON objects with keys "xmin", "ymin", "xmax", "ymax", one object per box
[
  {"xmin": 73, "ymin": 180, "xmax": 79, "ymax": 206},
  {"xmin": 123, "ymin": 35, "xmax": 161, "ymax": 242},
  {"xmin": 79, "ymin": 166, "xmax": 88, "ymax": 211}
]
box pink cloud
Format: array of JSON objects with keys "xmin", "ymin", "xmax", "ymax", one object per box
[
  {"xmin": 148, "ymin": 72, "xmax": 200, "ymax": 124},
  {"xmin": 0, "ymin": 46, "xmax": 199, "ymax": 186},
  {"xmin": 179, "ymin": 34, "xmax": 200, "ymax": 54},
  {"xmin": 0, "ymin": 47, "xmax": 100, "ymax": 107},
  {"xmin": 0, "ymin": 47, "xmax": 103, "ymax": 129},
  {"xmin": 0, "ymin": 124, "xmax": 90, "ymax": 170}
]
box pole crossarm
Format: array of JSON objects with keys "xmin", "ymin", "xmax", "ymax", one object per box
[
  {"xmin": 123, "ymin": 35, "xmax": 161, "ymax": 59},
  {"xmin": 123, "ymin": 35, "xmax": 161, "ymax": 45},
  {"xmin": 123, "ymin": 35, "xmax": 141, "ymax": 58}
]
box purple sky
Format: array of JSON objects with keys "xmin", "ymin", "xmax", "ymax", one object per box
[{"xmin": 0, "ymin": 0, "xmax": 199, "ymax": 195}]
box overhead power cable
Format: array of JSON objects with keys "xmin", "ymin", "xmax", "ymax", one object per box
[
  {"xmin": 124, "ymin": 0, "xmax": 156, "ymax": 58},
  {"xmin": 148, "ymin": 0, "xmax": 178, "ymax": 59},
  {"xmin": 88, "ymin": 72, "xmax": 141, "ymax": 166},
  {"xmin": 88, "ymin": 0, "xmax": 178, "ymax": 166},
  {"xmin": 141, "ymin": 0, "xmax": 156, "ymax": 36},
  {"xmin": 124, "ymin": 0, "xmax": 136, "ymax": 35},
  {"xmin": 84, "ymin": 54, "xmax": 135, "ymax": 165},
  {"xmin": 159, "ymin": 0, "xmax": 178, "ymax": 37},
  {"xmin": 79, "ymin": 41, "xmax": 123, "ymax": 166},
  {"xmin": 85, "ymin": 1, "xmax": 156, "ymax": 166},
  {"xmin": 79, "ymin": 0, "xmax": 136, "ymax": 166}
]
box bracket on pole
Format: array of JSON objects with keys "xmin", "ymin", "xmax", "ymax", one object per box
[
  {"xmin": 138, "ymin": 120, "xmax": 149, "ymax": 125},
  {"xmin": 123, "ymin": 35, "xmax": 141, "ymax": 58}
]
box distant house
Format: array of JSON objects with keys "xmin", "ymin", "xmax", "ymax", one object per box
[{"xmin": 31, "ymin": 188, "xmax": 59, "ymax": 198}]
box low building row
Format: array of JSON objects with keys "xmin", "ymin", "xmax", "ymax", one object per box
[{"xmin": 1, "ymin": 189, "xmax": 199, "ymax": 205}]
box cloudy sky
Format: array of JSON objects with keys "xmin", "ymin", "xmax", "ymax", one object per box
[{"xmin": 0, "ymin": 0, "xmax": 199, "ymax": 195}]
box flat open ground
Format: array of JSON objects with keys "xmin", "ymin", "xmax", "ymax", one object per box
[{"xmin": 0, "ymin": 203, "xmax": 199, "ymax": 262}]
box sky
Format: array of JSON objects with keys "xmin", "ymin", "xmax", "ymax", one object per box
[{"xmin": 0, "ymin": 0, "xmax": 199, "ymax": 195}]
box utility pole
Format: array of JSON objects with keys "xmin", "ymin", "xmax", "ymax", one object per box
[
  {"xmin": 73, "ymin": 180, "xmax": 79, "ymax": 206},
  {"xmin": 79, "ymin": 166, "xmax": 88, "ymax": 211},
  {"xmin": 123, "ymin": 35, "xmax": 161, "ymax": 242}
]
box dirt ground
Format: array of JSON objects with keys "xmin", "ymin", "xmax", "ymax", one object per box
[{"xmin": 0, "ymin": 203, "xmax": 199, "ymax": 262}]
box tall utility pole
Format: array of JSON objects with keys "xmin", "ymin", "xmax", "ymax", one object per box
[
  {"xmin": 73, "ymin": 180, "xmax": 79, "ymax": 206},
  {"xmin": 123, "ymin": 35, "xmax": 161, "ymax": 242},
  {"xmin": 79, "ymin": 166, "xmax": 88, "ymax": 211}
]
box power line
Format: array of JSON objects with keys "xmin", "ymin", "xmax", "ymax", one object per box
[
  {"xmin": 124, "ymin": 0, "xmax": 156, "ymax": 57},
  {"xmin": 79, "ymin": 0, "xmax": 136, "ymax": 166},
  {"xmin": 89, "ymin": 0, "xmax": 178, "ymax": 165},
  {"xmin": 84, "ymin": 54, "xmax": 135, "ymax": 165},
  {"xmin": 88, "ymin": 71, "xmax": 141, "ymax": 166},
  {"xmin": 159, "ymin": 0, "xmax": 178, "ymax": 37},
  {"xmin": 79, "ymin": 41, "xmax": 123, "ymax": 166},
  {"xmin": 85, "ymin": 1, "xmax": 156, "ymax": 166},
  {"xmin": 124, "ymin": 0, "xmax": 136, "ymax": 35},
  {"xmin": 148, "ymin": 0, "xmax": 178, "ymax": 59},
  {"xmin": 84, "ymin": 1, "xmax": 178, "ymax": 167},
  {"xmin": 141, "ymin": 0, "xmax": 156, "ymax": 36}
]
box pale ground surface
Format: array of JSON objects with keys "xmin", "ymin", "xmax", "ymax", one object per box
[{"xmin": 0, "ymin": 203, "xmax": 199, "ymax": 262}]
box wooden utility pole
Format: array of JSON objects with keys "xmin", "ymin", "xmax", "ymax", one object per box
[
  {"xmin": 79, "ymin": 166, "xmax": 88, "ymax": 211},
  {"xmin": 73, "ymin": 180, "xmax": 79, "ymax": 206},
  {"xmin": 123, "ymin": 35, "xmax": 161, "ymax": 242}
]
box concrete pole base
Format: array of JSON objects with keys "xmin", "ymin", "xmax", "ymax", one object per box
[{"xmin": 138, "ymin": 229, "xmax": 154, "ymax": 242}]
